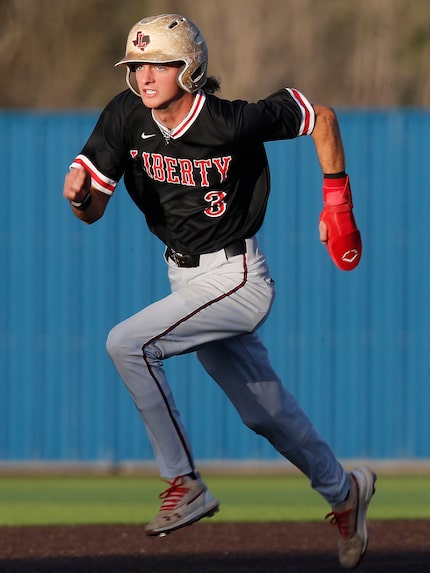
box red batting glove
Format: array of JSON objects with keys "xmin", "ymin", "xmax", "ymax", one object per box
[{"xmin": 320, "ymin": 174, "xmax": 362, "ymax": 271}]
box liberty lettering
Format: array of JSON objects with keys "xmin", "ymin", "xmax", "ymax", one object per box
[{"xmin": 140, "ymin": 152, "xmax": 232, "ymax": 187}]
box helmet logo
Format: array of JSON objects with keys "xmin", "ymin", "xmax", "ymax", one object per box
[{"xmin": 132, "ymin": 31, "xmax": 151, "ymax": 51}]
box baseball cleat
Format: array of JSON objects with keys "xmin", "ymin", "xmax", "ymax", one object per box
[
  {"xmin": 325, "ymin": 466, "xmax": 376, "ymax": 569},
  {"xmin": 145, "ymin": 475, "xmax": 219, "ymax": 537}
]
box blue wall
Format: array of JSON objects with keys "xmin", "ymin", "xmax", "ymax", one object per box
[{"xmin": 0, "ymin": 109, "xmax": 429, "ymax": 465}]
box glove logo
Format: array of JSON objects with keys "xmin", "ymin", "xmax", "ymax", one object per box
[{"xmin": 342, "ymin": 249, "xmax": 359, "ymax": 263}]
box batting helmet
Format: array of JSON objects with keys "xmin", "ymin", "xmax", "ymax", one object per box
[{"xmin": 115, "ymin": 14, "xmax": 208, "ymax": 95}]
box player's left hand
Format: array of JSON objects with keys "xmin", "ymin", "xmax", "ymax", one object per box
[
  {"xmin": 319, "ymin": 174, "xmax": 362, "ymax": 271},
  {"xmin": 319, "ymin": 219, "xmax": 328, "ymax": 244}
]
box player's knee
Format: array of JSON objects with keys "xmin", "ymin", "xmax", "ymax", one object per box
[
  {"xmin": 240, "ymin": 412, "xmax": 272, "ymax": 436},
  {"xmin": 241, "ymin": 401, "xmax": 289, "ymax": 437},
  {"xmin": 106, "ymin": 323, "xmax": 129, "ymax": 362},
  {"xmin": 106, "ymin": 324, "xmax": 159, "ymax": 365}
]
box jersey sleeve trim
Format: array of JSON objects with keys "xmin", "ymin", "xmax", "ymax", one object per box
[
  {"xmin": 286, "ymin": 88, "xmax": 316, "ymax": 136},
  {"xmin": 71, "ymin": 155, "xmax": 118, "ymax": 195}
]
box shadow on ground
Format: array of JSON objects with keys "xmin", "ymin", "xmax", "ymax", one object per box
[{"xmin": 0, "ymin": 520, "xmax": 428, "ymax": 572}]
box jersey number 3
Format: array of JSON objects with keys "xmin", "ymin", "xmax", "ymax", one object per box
[{"xmin": 204, "ymin": 191, "xmax": 227, "ymax": 218}]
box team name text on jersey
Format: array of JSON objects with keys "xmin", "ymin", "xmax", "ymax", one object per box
[{"xmin": 131, "ymin": 150, "xmax": 232, "ymax": 187}]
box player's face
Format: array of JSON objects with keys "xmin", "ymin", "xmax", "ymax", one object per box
[{"xmin": 134, "ymin": 63, "xmax": 185, "ymax": 110}]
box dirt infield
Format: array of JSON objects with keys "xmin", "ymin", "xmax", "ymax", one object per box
[{"xmin": 0, "ymin": 520, "xmax": 429, "ymax": 573}]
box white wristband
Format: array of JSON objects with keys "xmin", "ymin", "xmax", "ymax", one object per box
[{"xmin": 70, "ymin": 192, "xmax": 92, "ymax": 210}]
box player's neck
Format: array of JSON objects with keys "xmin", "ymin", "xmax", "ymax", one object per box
[{"xmin": 152, "ymin": 93, "xmax": 195, "ymax": 130}]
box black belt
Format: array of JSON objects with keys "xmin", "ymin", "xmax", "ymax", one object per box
[{"xmin": 166, "ymin": 239, "xmax": 246, "ymax": 268}]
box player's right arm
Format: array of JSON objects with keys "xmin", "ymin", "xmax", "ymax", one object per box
[{"xmin": 63, "ymin": 166, "xmax": 110, "ymax": 224}]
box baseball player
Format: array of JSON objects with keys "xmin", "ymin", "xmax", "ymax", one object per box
[{"xmin": 63, "ymin": 14, "xmax": 375, "ymax": 569}]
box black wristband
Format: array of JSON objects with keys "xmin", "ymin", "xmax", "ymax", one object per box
[
  {"xmin": 323, "ymin": 171, "xmax": 347, "ymax": 179},
  {"xmin": 70, "ymin": 192, "xmax": 92, "ymax": 211}
]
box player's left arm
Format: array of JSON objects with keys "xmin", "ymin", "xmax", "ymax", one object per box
[
  {"xmin": 311, "ymin": 105, "xmax": 345, "ymax": 177},
  {"xmin": 311, "ymin": 104, "xmax": 362, "ymax": 271}
]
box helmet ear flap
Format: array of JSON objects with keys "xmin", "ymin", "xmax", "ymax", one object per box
[
  {"xmin": 125, "ymin": 67, "xmax": 140, "ymax": 97},
  {"xmin": 190, "ymin": 61, "xmax": 207, "ymax": 86},
  {"xmin": 177, "ymin": 61, "xmax": 207, "ymax": 93}
]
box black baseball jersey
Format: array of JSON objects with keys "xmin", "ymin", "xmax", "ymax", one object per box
[{"xmin": 72, "ymin": 87, "xmax": 315, "ymax": 255}]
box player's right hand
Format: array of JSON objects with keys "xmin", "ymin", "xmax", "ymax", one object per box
[{"xmin": 63, "ymin": 167, "xmax": 91, "ymax": 203}]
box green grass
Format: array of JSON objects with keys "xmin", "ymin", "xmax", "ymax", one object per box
[{"xmin": 0, "ymin": 473, "xmax": 429, "ymax": 526}]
